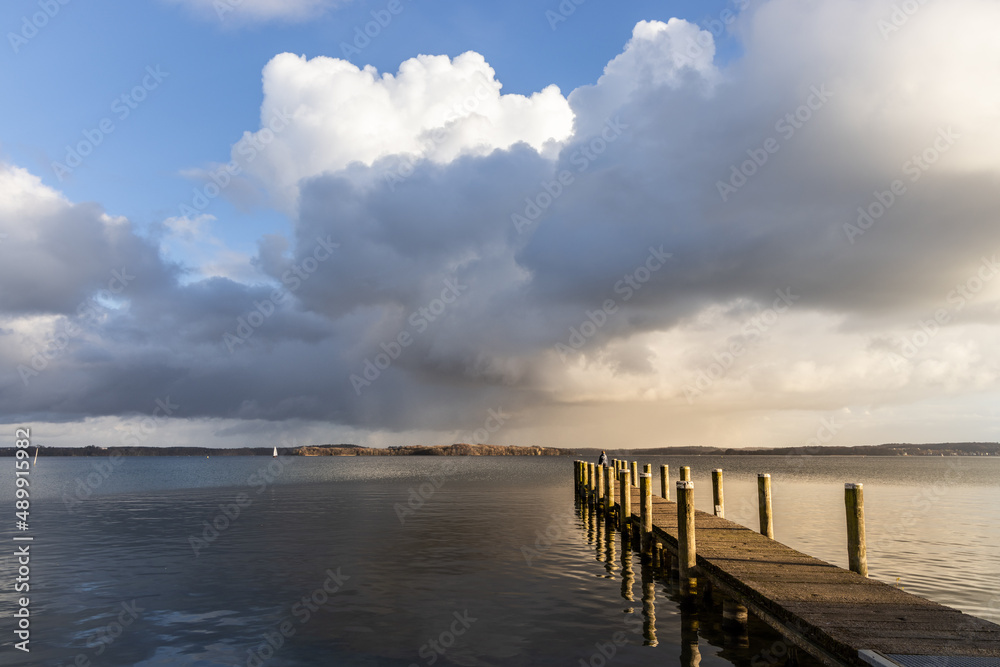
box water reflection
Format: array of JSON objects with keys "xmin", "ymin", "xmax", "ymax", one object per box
[
  {"xmin": 603, "ymin": 516, "xmax": 616, "ymax": 578},
  {"xmin": 680, "ymin": 605, "xmax": 701, "ymax": 667},
  {"xmin": 640, "ymin": 560, "xmax": 657, "ymax": 646},
  {"xmin": 598, "ymin": 520, "xmax": 823, "ymax": 667},
  {"xmin": 595, "ymin": 508, "xmax": 603, "ymax": 563},
  {"xmin": 587, "ymin": 501, "xmax": 596, "ymax": 545},
  {"xmin": 620, "ymin": 533, "xmax": 635, "ymax": 604}
]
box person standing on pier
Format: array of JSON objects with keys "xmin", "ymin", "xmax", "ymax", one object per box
[{"xmin": 597, "ymin": 450, "xmax": 608, "ymax": 467}]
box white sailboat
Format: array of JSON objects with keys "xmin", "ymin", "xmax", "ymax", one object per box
[
  {"xmin": 33, "ymin": 447, "xmax": 38, "ymax": 466},
  {"xmin": 272, "ymin": 446, "xmax": 278, "ymax": 458}
]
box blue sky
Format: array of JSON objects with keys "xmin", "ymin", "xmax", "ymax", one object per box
[
  {"xmin": 2, "ymin": 0, "xmax": 738, "ymax": 259},
  {"xmin": 2, "ymin": 0, "xmax": 1000, "ymax": 449}
]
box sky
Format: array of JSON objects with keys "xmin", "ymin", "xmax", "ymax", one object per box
[{"xmin": 1, "ymin": 0, "xmax": 999, "ymax": 450}]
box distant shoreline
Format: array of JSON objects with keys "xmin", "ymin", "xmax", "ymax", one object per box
[{"xmin": 2, "ymin": 442, "xmax": 997, "ymax": 457}]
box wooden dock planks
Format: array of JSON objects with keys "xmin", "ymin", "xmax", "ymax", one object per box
[{"xmin": 600, "ymin": 479, "xmax": 1000, "ymax": 666}]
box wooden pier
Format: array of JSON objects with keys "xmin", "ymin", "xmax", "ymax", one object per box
[{"xmin": 573, "ymin": 460, "xmax": 1000, "ymax": 667}]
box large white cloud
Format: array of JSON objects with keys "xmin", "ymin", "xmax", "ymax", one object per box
[{"xmin": 235, "ymin": 51, "xmax": 575, "ymax": 210}]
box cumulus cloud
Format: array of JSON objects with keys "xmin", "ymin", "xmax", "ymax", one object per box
[
  {"xmin": 5, "ymin": 0, "xmax": 1000, "ymax": 448},
  {"xmin": 235, "ymin": 51, "xmax": 574, "ymax": 210}
]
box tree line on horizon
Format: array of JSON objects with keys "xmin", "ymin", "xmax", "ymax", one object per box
[{"xmin": 1, "ymin": 442, "xmax": 996, "ymax": 457}]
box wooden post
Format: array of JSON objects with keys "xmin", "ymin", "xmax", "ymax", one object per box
[
  {"xmin": 588, "ymin": 462, "xmax": 597, "ymax": 505},
  {"xmin": 640, "ymin": 472, "xmax": 653, "ymax": 555},
  {"xmin": 758, "ymin": 473, "xmax": 773, "ymax": 539},
  {"xmin": 680, "ymin": 466, "xmax": 691, "ymax": 481},
  {"xmin": 619, "ymin": 469, "xmax": 631, "ymax": 532},
  {"xmin": 576, "ymin": 461, "xmax": 582, "ymax": 496},
  {"xmin": 677, "ymin": 480, "xmax": 696, "ymax": 580},
  {"xmin": 660, "ymin": 464, "xmax": 669, "ymax": 500},
  {"xmin": 604, "ymin": 463, "xmax": 614, "ymax": 516},
  {"xmin": 712, "ymin": 469, "xmax": 725, "ymax": 518},
  {"xmin": 631, "ymin": 461, "xmax": 638, "ymax": 487},
  {"xmin": 596, "ymin": 464, "xmax": 604, "ymax": 509},
  {"xmin": 845, "ymin": 483, "xmax": 868, "ymax": 577}
]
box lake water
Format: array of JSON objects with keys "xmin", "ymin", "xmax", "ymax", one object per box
[{"xmin": 0, "ymin": 454, "xmax": 997, "ymax": 666}]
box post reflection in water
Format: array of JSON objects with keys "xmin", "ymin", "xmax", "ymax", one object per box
[
  {"xmin": 640, "ymin": 559, "xmax": 658, "ymax": 647},
  {"xmin": 722, "ymin": 597, "xmax": 751, "ymax": 650},
  {"xmin": 681, "ymin": 602, "xmax": 702, "ymax": 667},
  {"xmin": 587, "ymin": 502, "xmax": 595, "ymax": 545},
  {"xmin": 603, "ymin": 516, "xmax": 616, "ymax": 578},
  {"xmin": 595, "ymin": 510, "xmax": 604, "ymax": 564},
  {"xmin": 620, "ymin": 532, "xmax": 635, "ymax": 604}
]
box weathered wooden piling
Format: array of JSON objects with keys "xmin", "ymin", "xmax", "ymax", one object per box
[
  {"xmin": 603, "ymin": 464, "xmax": 614, "ymax": 515},
  {"xmin": 595, "ymin": 464, "xmax": 604, "ymax": 508},
  {"xmin": 845, "ymin": 482, "xmax": 868, "ymax": 577},
  {"xmin": 660, "ymin": 464, "xmax": 669, "ymax": 501},
  {"xmin": 618, "ymin": 469, "xmax": 631, "ymax": 532},
  {"xmin": 631, "ymin": 461, "xmax": 638, "ymax": 487},
  {"xmin": 680, "ymin": 465, "xmax": 691, "ymax": 481},
  {"xmin": 676, "ymin": 480, "xmax": 696, "ymax": 580},
  {"xmin": 712, "ymin": 469, "xmax": 725, "ymax": 518},
  {"xmin": 639, "ymin": 471, "xmax": 653, "ymax": 555},
  {"xmin": 757, "ymin": 473, "xmax": 773, "ymax": 539},
  {"xmin": 587, "ymin": 463, "xmax": 597, "ymax": 505}
]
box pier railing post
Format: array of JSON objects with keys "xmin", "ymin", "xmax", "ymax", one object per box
[
  {"xmin": 712, "ymin": 469, "xmax": 725, "ymax": 518},
  {"xmin": 680, "ymin": 466, "xmax": 691, "ymax": 481},
  {"xmin": 845, "ymin": 483, "xmax": 868, "ymax": 577},
  {"xmin": 604, "ymin": 463, "xmax": 614, "ymax": 516},
  {"xmin": 596, "ymin": 464, "xmax": 604, "ymax": 510},
  {"xmin": 660, "ymin": 464, "xmax": 669, "ymax": 501},
  {"xmin": 619, "ymin": 469, "xmax": 631, "ymax": 533},
  {"xmin": 640, "ymin": 472, "xmax": 653, "ymax": 555},
  {"xmin": 758, "ymin": 473, "xmax": 773, "ymax": 539},
  {"xmin": 587, "ymin": 463, "xmax": 597, "ymax": 505},
  {"xmin": 677, "ymin": 480, "xmax": 696, "ymax": 580}
]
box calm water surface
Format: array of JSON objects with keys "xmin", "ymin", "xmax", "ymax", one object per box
[{"xmin": 0, "ymin": 455, "xmax": 996, "ymax": 665}]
